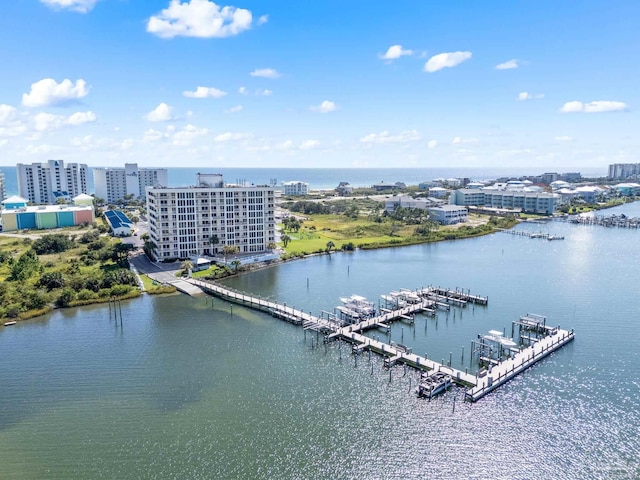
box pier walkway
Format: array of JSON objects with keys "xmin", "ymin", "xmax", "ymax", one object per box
[{"xmin": 186, "ymin": 278, "xmax": 573, "ymax": 402}]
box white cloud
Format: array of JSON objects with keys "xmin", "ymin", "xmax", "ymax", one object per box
[
  {"xmin": 250, "ymin": 68, "xmax": 280, "ymax": 79},
  {"xmin": 183, "ymin": 86, "xmax": 227, "ymax": 98},
  {"xmin": 67, "ymin": 111, "xmax": 97, "ymax": 125},
  {"xmin": 33, "ymin": 111, "xmax": 96, "ymax": 131},
  {"xmin": 452, "ymin": 136, "xmax": 477, "ymax": 145},
  {"xmin": 146, "ymin": 103, "xmax": 174, "ymax": 122},
  {"xmin": 310, "ymin": 100, "xmax": 337, "ymax": 113},
  {"xmin": 555, "ymin": 136, "xmax": 574, "ymax": 141},
  {"xmin": 225, "ymin": 105, "xmax": 243, "ymax": 113},
  {"xmin": 277, "ymin": 140, "xmax": 294, "ymax": 150},
  {"xmin": 496, "ymin": 59, "xmax": 519, "ymax": 70},
  {"xmin": 256, "ymin": 89, "xmax": 273, "ymax": 96},
  {"xmin": 0, "ymin": 139, "xmax": 7, "ymax": 148},
  {"xmin": 380, "ymin": 44, "xmax": 413, "ymax": 60},
  {"xmin": 424, "ymin": 51, "xmax": 472, "ymax": 73},
  {"xmin": 173, "ymin": 124, "xmax": 209, "ymax": 145},
  {"xmin": 360, "ymin": 130, "xmax": 420, "ymax": 144},
  {"xmin": 300, "ymin": 139, "xmax": 320, "ymax": 150},
  {"xmin": 120, "ymin": 138, "xmax": 134, "ymax": 150},
  {"xmin": 0, "ymin": 104, "xmax": 18, "ymax": 125},
  {"xmin": 214, "ymin": 131, "xmax": 250, "ymax": 142},
  {"xmin": 143, "ymin": 129, "xmax": 168, "ymax": 143},
  {"xmin": 560, "ymin": 100, "xmax": 628, "ymax": 113},
  {"xmin": 427, "ymin": 139, "xmax": 438, "ymax": 149},
  {"xmin": 40, "ymin": 0, "xmax": 98, "ymax": 13},
  {"xmin": 22, "ymin": 78, "xmax": 89, "ymax": 107},
  {"xmin": 257, "ymin": 14, "xmax": 268, "ymax": 25},
  {"xmin": 23, "ymin": 144, "xmax": 60, "ymax": 155},
  {"xmin": 238, "ymin": 86, "xmax": 247, "ymax": 94},
  {"xmin": 518, "ymin": 92, "xmax": 545, "ymax": 101},
  {"xmin": 147, "ymin": 0, "xmax": 254, "ymax": 39}
]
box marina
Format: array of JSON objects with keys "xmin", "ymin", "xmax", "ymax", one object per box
[
  {"xmin": 187, "ymin": 278, "xmax": 573, "ymax": 402},
  {"xmin": 504, "ymin": 230, "xmax": 565, "ymax": 240},
  {"xmin": 569, "ymin": 213, "xmax": 640, "ymax": 228}
]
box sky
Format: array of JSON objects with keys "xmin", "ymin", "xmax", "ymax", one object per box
[{"xmin": 0, "ymin": 0, "xmax": 638, "ymax": 170}]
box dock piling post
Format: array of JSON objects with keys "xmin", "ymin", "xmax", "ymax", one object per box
[
  {"xmin": 461, "ymin": 346, "xmax": 464, "ymax": 361},
  {"xmin": 449, "ymin": 352, "xmax": 452, "ymax": 367},
  {"xmin": 409, "ymin": 377, "xmax": 412, "ymax": 393},
  {"xmin": 389, "ymin": 369, "xmax": 392, "ymax": 383}
]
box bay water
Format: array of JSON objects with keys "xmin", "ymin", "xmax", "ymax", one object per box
[{"xmin": 0, "ymin": 203, "xmax": 639, "ymax": 479}]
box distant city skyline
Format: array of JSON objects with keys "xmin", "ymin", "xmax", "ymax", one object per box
[{"xmin": 0, "ymin": 0, "xmax": 638, "ymax": 169}]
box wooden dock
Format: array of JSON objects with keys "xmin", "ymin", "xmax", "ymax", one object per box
[
  {"xmin": 465, "ymin": 327, "xmax": 575, "ymax": 402},
  {"xmin": 187, "ymin": 278, "xmax": 573, "ymax": 402}
]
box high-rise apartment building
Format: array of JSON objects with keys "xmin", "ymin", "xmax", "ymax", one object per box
[
  {"xmin": 146, "ymin": 174, "xmax": 275, "ymax": 261},
  {"xmin": 0, "ymin": 171, "xmax": 6, "ymax": 202},
  {"xmin": 93, "ymin": 163, "xmax": 168, "ymax": 204},
  {"xmin": 17, "ymin": 160, "xmax": 88, "ymax": 204},
  {"xmin": 608, "ymin": 163, "xmax": 640, "ymax": 180}
]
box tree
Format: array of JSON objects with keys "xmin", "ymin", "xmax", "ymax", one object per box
[
  {"xmin": 32, "ymin": 234, "xmax": 75, "ymax": 254},
  {"xmin": 281, "ymin": 234, "xmax": 291, "ymax": 248},
  {"xmin": 10, "ymin": 250, "xmax": 41, "ymax": 281},
  {"xmin": 267, "ymin": 242, "xmax": 277, "ymax": 251},
  {"xmin": 231, "ymin": 259, "xmax": 242, "ymax": 273},
  {"xmin": 143, "ymin": 240, "xmax": 157, "ymax": 260},
  {"xmin": 325, "ymin": 241, "xmax": 335, "ymax": 253},
  {"xmin": 222, "ymin": 245, "xmax": 239, "ymax": 256},
  {"xmin": 209, "ymin": 234, "xmax": 220, "ymax": 254},
  {"xmin": 181, "ymin": 260, "xmax": 193, "ymax": 274},
  {"xmin": 39, "ymin": 271, "xmax": 66, "ymax": 290}
]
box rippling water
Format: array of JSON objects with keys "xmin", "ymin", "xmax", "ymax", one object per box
[{"xmin": 1, "ymin": 203, "xmax": 639, "ymax": 479}]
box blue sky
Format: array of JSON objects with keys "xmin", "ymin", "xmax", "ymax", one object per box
[{"xmin": 0, "ymin": 0, "xmax": 638, "ymax": 170}]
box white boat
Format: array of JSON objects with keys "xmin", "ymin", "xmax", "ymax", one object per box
[
  {"xmin": 381, "ymin": 294, "xmax": 406, "ymax": 308},
  {"xmin": 417, "ymin": 371, "xmax": 452, "ymax": 398},
  {"xmin": 340, "ymin": 295, "xmax": 376, "ymax": 317},
  {"xmin": 482, "ymin": 329, "xmax": 517, "ymax": 348},
  {"xmin": 398, "ymin": 289, "xmax": 421, "ymax": 303},
  {"xmin": 335, "ymin": 306, "xmax": 360, "ymax": 321}
]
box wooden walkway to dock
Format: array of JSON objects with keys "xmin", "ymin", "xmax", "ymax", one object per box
[{"xmin": 186, "ymin": 278, "xmax": 573, "ymax": 402}]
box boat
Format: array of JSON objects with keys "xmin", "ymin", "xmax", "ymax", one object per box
[
  {"xmin": 339, "ymin": 295, "xmax": 376, "ymax": 317},
  {"xmin": 3, "ymin": 321, "xmax": 17, "ymax": 326},
  {"xmin": 335, "ymin": 305, "xmax": 361, "ymax": 322},
  {"xmin": 547, "ymin": 235, "xmax": 565, "ymax": 241},
  {"xmin": 481, "ymin": 329, "xmax": 517, "ymax": 348},
  {"xmin": 398, "ymin": 288, "xmax": 421, "ymax": 303},
  {"xmin": 417, "ymin": 371, "xmax": 452, "ymax": 399},
  {"xmin": 380, "ymin": 294, "xmax": 406, "ymax": 309}
]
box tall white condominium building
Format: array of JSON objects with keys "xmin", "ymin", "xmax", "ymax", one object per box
[
  {"xmin": 17, "ymin": 160, "xmax": 88, "ymax": 204},
  {"xmin": 0, "ymin": 171, "xmax": 6, "ymax": 202},
  {"xmin": 608, "ymin": 163, "xmax": 640, "ymax": 180},
  {"xmin": 146, "ymin": 174, "xmax": 275, "ymax": 260},
  {"xmin": 282, "ymin": 180, "xmax": 309, "ymax": 195},
  {"xmin": 93, "ymin": 163, "xmax": 169, "ymax": 203}
]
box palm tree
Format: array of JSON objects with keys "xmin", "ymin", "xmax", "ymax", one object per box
[
  {"xmin": 281, "ymin": 234, "xmax": 291, "ymax": 248},
  {"xmin": 143, "ymin": 240, "xmax": 157, "ymax": 260},
  {"xmin": 181, "ymin": 260, "xmax": 193, "ymax": 275},
  {"xmin": 325, "ymin": 241, "xmax": 335, "ymax": 253},
  {"xmin": 231, "ymin": 259, "xmax": 242, "ymax": 273},
  {"xmin": 222, "ymin": 245, "xmax": 239, "ymax": 256}
]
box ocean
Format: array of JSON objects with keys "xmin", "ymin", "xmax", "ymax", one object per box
[{"xmin": 0, "ymin": 165, "xmax": 608, "ymax": 198}]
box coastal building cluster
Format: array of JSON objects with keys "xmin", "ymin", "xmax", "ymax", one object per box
[{"xmin": 0, "ymin": 159, "xmax": 639, "ymax": 256}]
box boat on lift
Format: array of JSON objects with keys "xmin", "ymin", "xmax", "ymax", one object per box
[
  {"xmin": 481, "ymin": 329, "xmax": 517, "ymax": 348},
  {"xmin": 335, "ymin": 306, "xmax": 361, "ymax": 322},
  {"xmin": 398, "ymin": 288, "xmax": 421, "ymax": 303},
  {"xmin": 380, "ymin": 294, "xmax": 407, "ymax": 308},
  {"xmin": 339, "ymin": 295, "xmax": 376, "ymax": 317}
]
